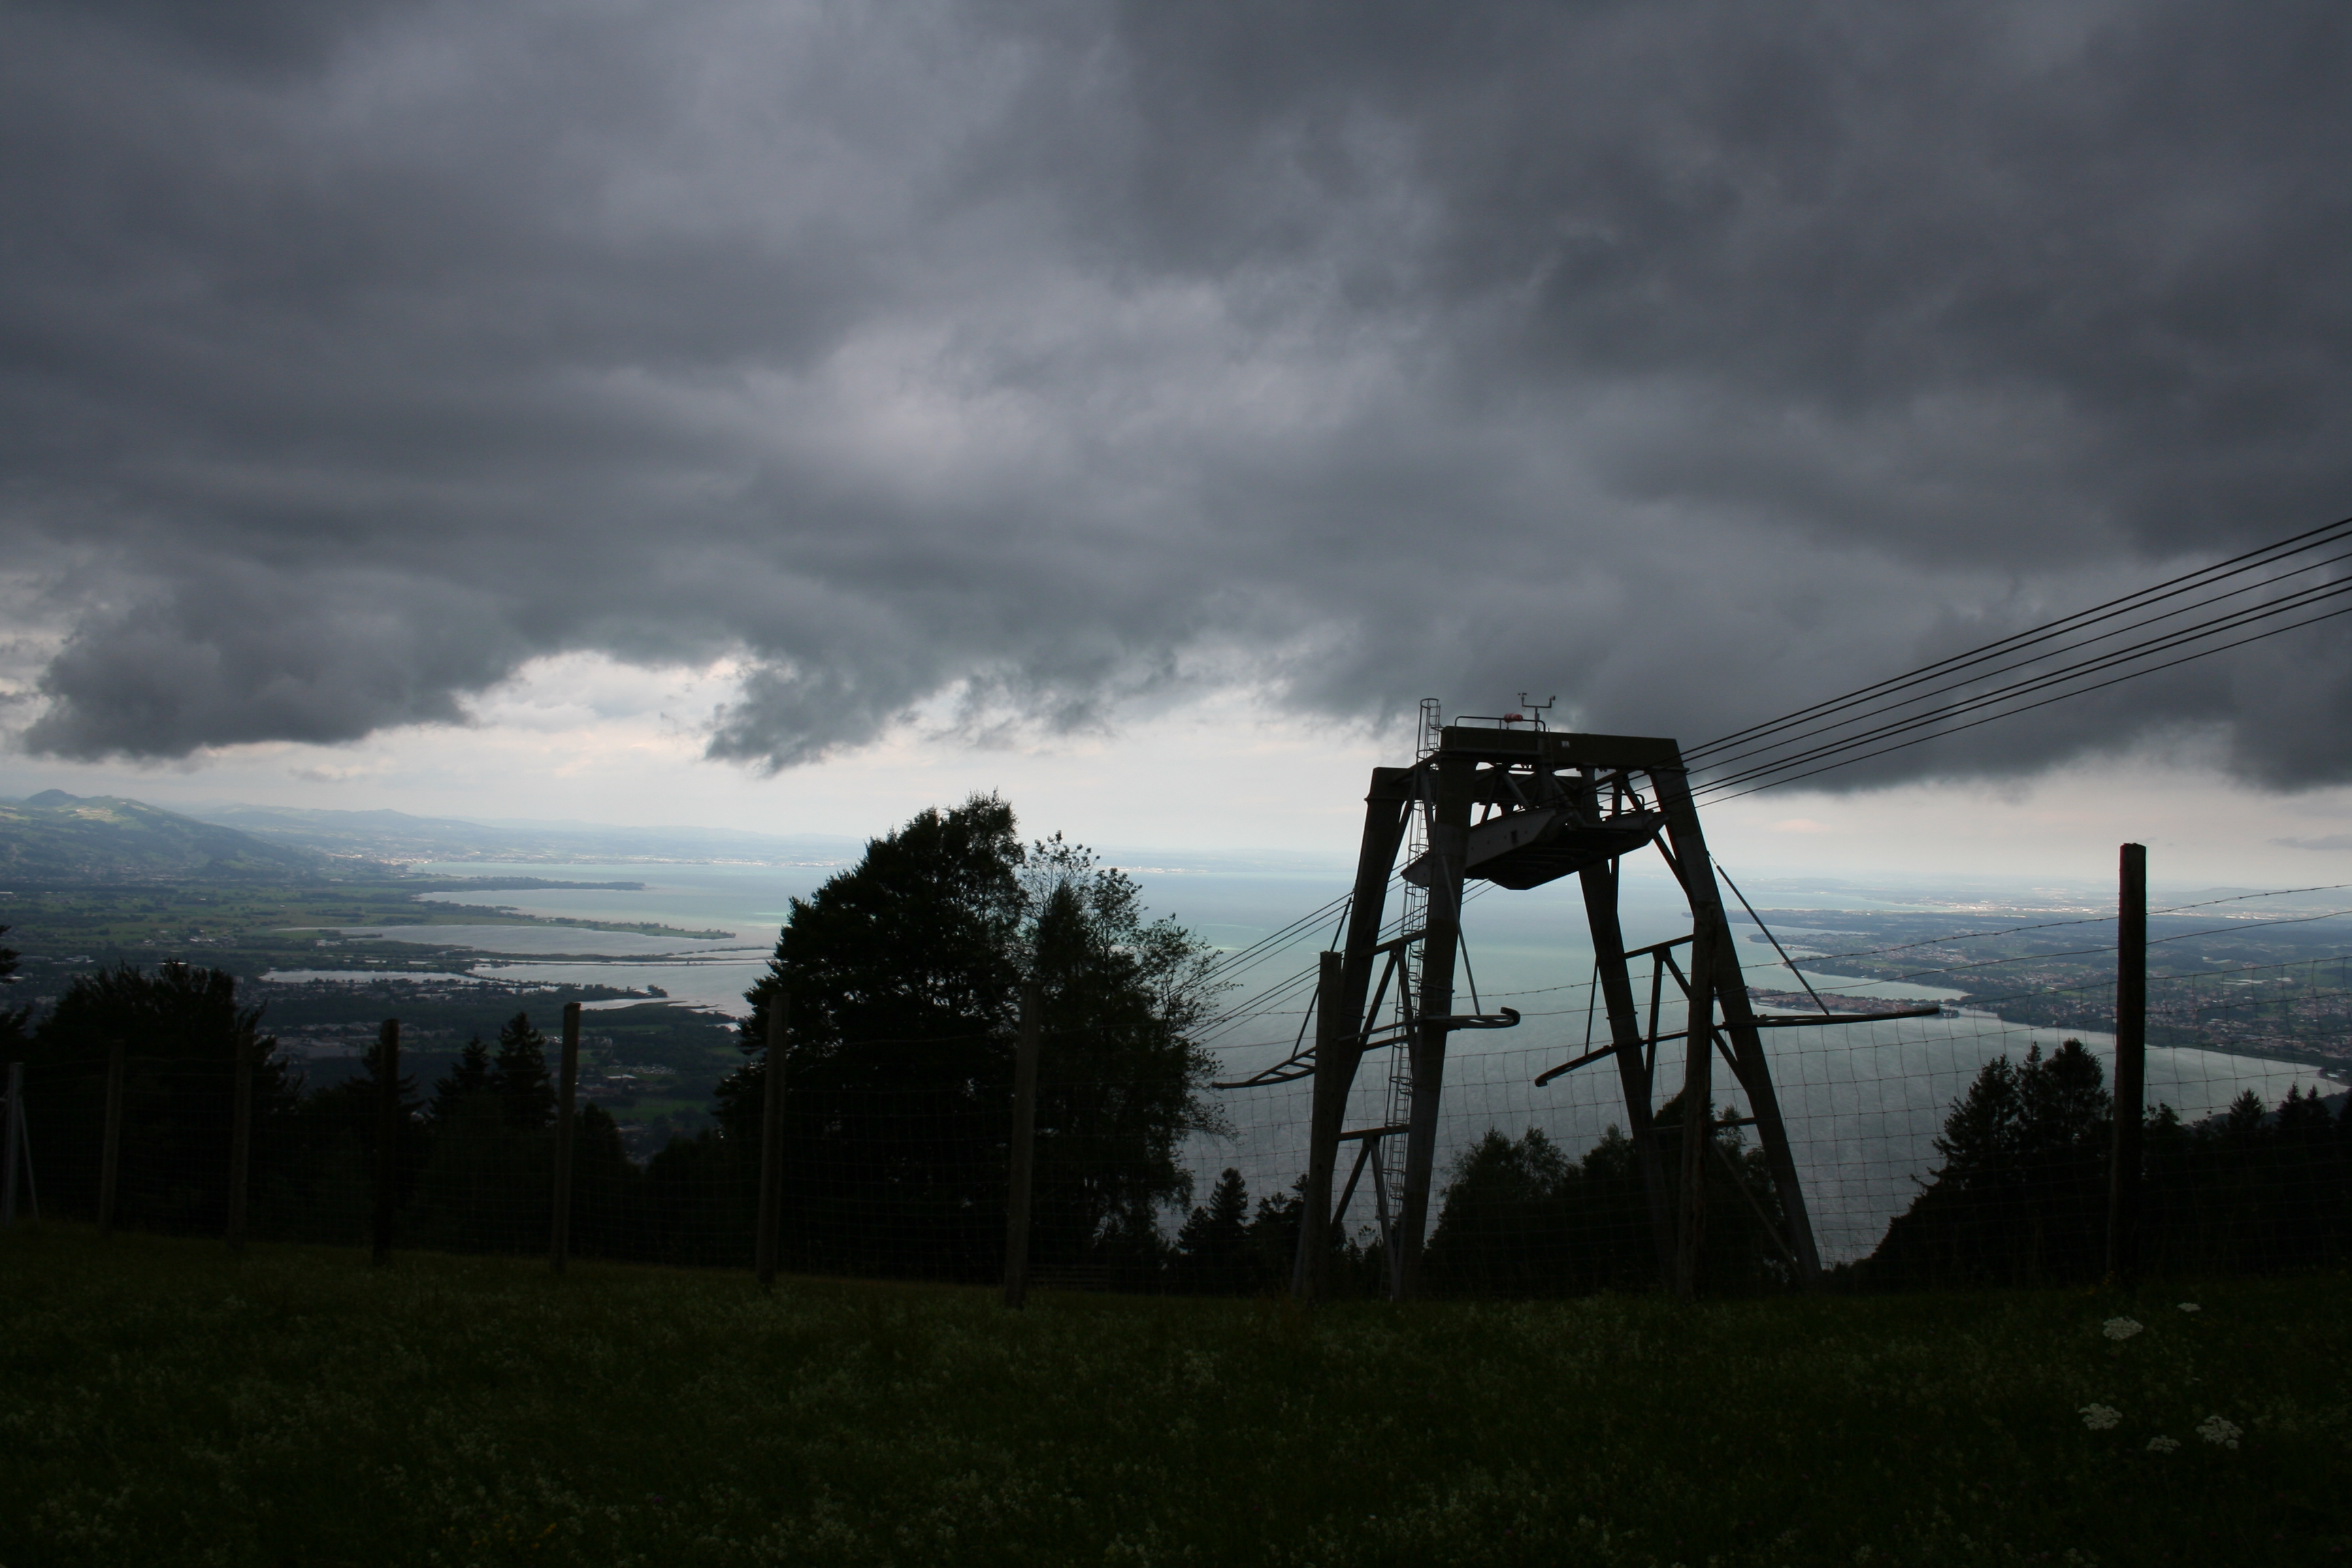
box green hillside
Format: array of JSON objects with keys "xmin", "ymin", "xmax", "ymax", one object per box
[
  {"xmin": 1, "ymin": 1229, "xmax": 2341, "ymax": 1566},
  {"xmin": 191, "ymin": 800, "xmax": 860, "ymax": 865},
  {"xmin": 0, "ymin": 791, "xmax": 331, "ymax": 883}
]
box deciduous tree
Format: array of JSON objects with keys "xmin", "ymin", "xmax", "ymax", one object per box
[{"xmin": 712, "ymin": 795, "xmax": 1223, "ymax": 1280}]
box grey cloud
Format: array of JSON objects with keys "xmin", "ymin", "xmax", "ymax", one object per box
[
  {"xmin": 20, "ymin": 562, "xmax": 519, "ymax": 756},
  {"xmin": 2, "ymin": 0, "xmax": 2348, "ymax": 786}
]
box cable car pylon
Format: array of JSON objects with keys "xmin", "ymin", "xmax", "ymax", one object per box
[{"xmin": 1261, "ymin": 702, "xmax": 1933, "ymax": 1301}]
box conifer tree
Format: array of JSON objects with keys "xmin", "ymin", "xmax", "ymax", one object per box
[
  {"xmin": 1930, "ymin": 1054, "xmax": 2021, "ymax": 1188},
  {"xmin": 1177, "ymin": 1167, "xmax": 1252, "ymax": 1291},
  {"xmin": 2016, "ymin": 1040, "xmax": 2110, "ymax": 1156},
  {"xmin": 295, "ymin": 1027, "xmax": 429, "ymax": 1221},
  {"xmin": 431, "ymin": 1036, "xmax": 494, "ymax": 1124},
  {"xmin": 24, "ymin": 960, "xmax": 289, "ymax": 1225},
  {"xmin": 490, "ymin": 1012, "xmax": 555, "ymax": 1130},
  {"xmin": 346, "ymin": 1030, "xmax": 423, "ymax": 1120},
  {"xmin": 2276, "ymin": 1085, "xmax": 2332, "ymax": 1139},
  {"xmin": 1865, "ymin": 1042, "xmax": 2109, "ymax": 1286},
  {"xmin": 2223, "ymin": 1088, "xmax": 2269, "ymax": 1142}
]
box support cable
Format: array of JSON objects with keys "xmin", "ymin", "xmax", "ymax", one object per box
[
  {"xmin": 1697, "ymin": 578, "xmax": 2352, "ymax": 800},
  {"xmin": 1687, "ymin": 515, "xmax": 2352, "ymax": 764}
]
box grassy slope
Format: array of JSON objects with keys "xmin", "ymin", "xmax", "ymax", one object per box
[
  {"xmin": 0, "ymin": 796, "xmax": 324, "ymax": 881},
  {"xmin": 0, "ymin": 1230, "xmax": 2345, "ymax": 1567}
]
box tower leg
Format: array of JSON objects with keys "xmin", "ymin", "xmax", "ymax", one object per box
[
  {"xmin": 1712, "ymin": 1014, "xmax": 1825, "ymax": 1284},
  {"xmin": 1578, "ymin": 856, "xmax": 1678, "ymax": 1286},
  {"xmin": 1294, "ymin": 951, "xmax": 1348, "ymax": 1298},
  {"xmin": 1394, "ymin": 753, "xmax": 1473, "ymax": 1299},
  {"xmin": 1653, "ymin": 769, "xmax": 1824, "ymax": 1288},
  {"xmin": 1294, "ymin": 771, "xmax": 1413, "ymax": 1301}
]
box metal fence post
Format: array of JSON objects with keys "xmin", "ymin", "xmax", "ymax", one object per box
[{"xmin": 1, "ymin": 1062, "xmax": 21, "ymax": 1226}]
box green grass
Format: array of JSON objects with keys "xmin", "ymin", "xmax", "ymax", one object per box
[{"xmin": 1, "ymin": 1228, "xmax": 2345, "ymax": 1566}]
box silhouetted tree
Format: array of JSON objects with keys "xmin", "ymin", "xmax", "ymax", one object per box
[
  {"xmin": 566, "ymin": 1102, "xmax": 642, "ymax": 1257},
  {"xmin": 1856, "ymin": 1042, "xmax": 2352, "ymax": 1286},
  {"xmin": 431, "ymin": 1036, "xmax": 494, "ymax": 1124},
  {"xmin": 0, "ymin": 926, "xmax": 24, "ymax": 1048},
  {"xmin": 1177, "ymin": 1167, "xmax": 1252, "ymax": 1292},
  {"xmin": 491, "ymin": 1012, "xmax": 555, "ymax": 1130},
  {"xmin": 1022, "ymin": 834, "xmax": 1226, "ymax": 1269},
  {"xmin": 1425, "ymin": 1104, "xmax": 1784, "ymax": 1298},
  {"xmin": 2222, "ymin": 1088, "xmax": 2267, "ymax": 1141},
  {"xmin": 1244, "ymin": 1181, "xmax": 1315, "ymax": 1292},
  {"xmin": 709, "ymin": 796, "xmax": 1222, "ymax": 1282},
  {"xmin": 22, "ymin": 962, "xmax": 290, "ymax": 1229},
  {"xmin": 294, "ymin": 1032, "xmax": 429, "ymax": 1233}
]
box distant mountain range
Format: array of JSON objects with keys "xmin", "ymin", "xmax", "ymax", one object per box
[
  {"xmin": 0, "ymin": 791, "xmax": 331, "ymax": 883},
  {"xmin": 184, "ymin": 803, "xmax": 860, "ymax": 866},
  {"xmin": 2, "ymin": 791, "xmax": 1325, "ymax": 883},
  {"xmin": 0, "ymin": 793, "xmax": 860, "ymax": 883}
]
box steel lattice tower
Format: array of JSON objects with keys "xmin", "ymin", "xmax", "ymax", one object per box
[{"xmin": 1223, "ymin": 710, "xmax": 1931, "ymax": 1301}]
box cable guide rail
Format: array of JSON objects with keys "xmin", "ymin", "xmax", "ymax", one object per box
[
  {"xmin": 1209, "ymin": 1007, "xmax": 1522, "ymax": 1090},
  {"xmin": 1531, "ymin": 1004, "xmax": 1944, "ymax": 1085}
]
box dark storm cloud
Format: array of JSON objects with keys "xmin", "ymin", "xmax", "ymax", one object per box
[{"xmin": 3, "ymin": 0, "xmax": 2348, "ymax": 783}]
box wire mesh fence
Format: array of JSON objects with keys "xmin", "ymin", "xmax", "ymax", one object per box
[
  {"xmin": 1207, "ymin": 983, "xmax": 2346, "ymax": 1294},
  {"xmin": 3, "ymin": 956, "xmax": 2345, "ymax": 1298}
]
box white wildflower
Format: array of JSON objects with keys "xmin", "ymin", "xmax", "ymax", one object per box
[
  {"xmin": 2176, "ymin": 1303, "xmax": 2201, "ymax": 1313},
  {"xmin": 2146, "ymin": 1436, "xmax": 2180, "ymax": 1454},
  {"xmin": 2079, "ymin": 1403, "xmax": 2122, "ymax": 1431},
  {"xmin": 2195, "ymin": 1416, "xmax": 2242, "ymax": 1450},
  {"xmin": 2101, "ymin": 1317, "xmax": 2143, "ymax": 1341}
]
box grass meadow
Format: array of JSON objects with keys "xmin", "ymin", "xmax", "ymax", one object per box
[{"xmin": 0, "ymin": 1226, "xmax": 2345, "ymax": 1566}]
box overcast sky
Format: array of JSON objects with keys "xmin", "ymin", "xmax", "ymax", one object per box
[{"xmin": 3, "ymin": 0, "xmax": 2349, "ymax": 883}]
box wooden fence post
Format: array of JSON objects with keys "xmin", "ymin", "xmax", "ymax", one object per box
[
  {"xmin": 225, "ymin": 1025, "xmax": 253, "ymax": 1255},
  {"xmin": 549, "ymin": 1001, "xmax": 581, "ymax": 1274},
  {"xmin": 372, "ymin": 1019, "xmax": 399, "ymax": 1266},
  {"xmin": 2107, "ymin": 843, "xmax": 2147, "ymax": 1283},
  {"xmin": 98, "ymin": 1039, "xmax": 126, "ymax": 1237},
  {"xmin": 2, "ymin": 1062, "xmax": 22, "ymax": 1226},
  {"xmin": 1002, "ymin": 984, "xmax": 1042, "ymax": 1309},
  {"xmin": 755, "ymin": 999, "xmax": 788, "ymax": 1290}
]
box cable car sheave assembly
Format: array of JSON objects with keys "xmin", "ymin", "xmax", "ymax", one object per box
[{"xmin": 1243, "ymin": 716, "xmax": 1933, "ymax": 1303}]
